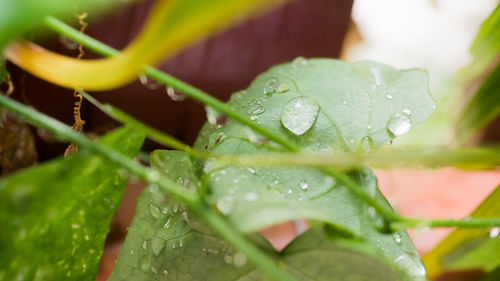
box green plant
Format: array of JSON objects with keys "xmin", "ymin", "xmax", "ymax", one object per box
[{"xmin": 0, "ymin": 1, "xmax": 499, "ymax": 281}]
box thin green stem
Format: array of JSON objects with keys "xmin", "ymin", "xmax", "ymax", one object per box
[
  {"xmin": 43, "ymin": 15, "xmax": 398, "ymax": 223},
  {"xmin": 43, "ymin": 16, "xmax": 297, "ymax": 151},
  {"xmin": 78, "ymin": 90, "xmax": 209, "ymax": 159},
  {"xmin": 0, "ymin": 94, "xmax": 298, "ymax": 281},
  {"xmin": 392, "ymin": 217, "xmax": 500, "ymax": 231}
]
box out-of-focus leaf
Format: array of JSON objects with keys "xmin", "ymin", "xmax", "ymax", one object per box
[
  {"xmin": 469, "ymin": 4, "xmax": 500, "ymax": 72},
  {"xmin": 0, "ymin": 126, "xmax": 145, "ymax": 280},
  {"xmin": 4, "ymin": 0, "xmax": 286, "ymax": 91},
  {"xmin": 480, "ymin": 266, "xmax": 500, "ymax": 281},
  {"xmin": 109, "ymin": 151, "xmax": 401, "ymax": 281},
  {"xmin": 190, "ymin": 59, "xmax": 433, "ymax": 280},
  {"xmin": 423, "ymin": 185, "xmax": 500, "ymax": 278},
  {"xmin": 457, "ymin": 62, "xmax": 500, "ymax": 142},
  {"xmin": 0, "ymin": 0, "xmax": 119, "ymax": 50},
  {"xmin": 0, "ymin": 55, "xmax": 8, "ymax": 83}
]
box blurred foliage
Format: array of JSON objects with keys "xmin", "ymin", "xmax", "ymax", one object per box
[
  {"xmin": 4, "ymin": 0, "xmax": 285, "ymax": 90},
  {"xmin": 0, "ymin": 127, "xmax": 144, "ymax": 280},
  {"xmin": 423, "ymin": 185, "xmax": 500, "ymax": 278}
]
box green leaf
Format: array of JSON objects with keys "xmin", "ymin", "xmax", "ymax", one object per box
[
  {"xmin": 470, "ymin": 4, "xmax": 500, "ymax": 72},
  {"xmin": 424, "ymin": 185, "xmax": 500, "ymax": 278},
  {"xmin": 110, "ymin": 151, "xmax": 401, "ymax": 281},
  {"xmin": 190, "ymin": 58, "xmax": 433, "ymax": 280},
  {"xmin": 0, "ymin": 126, "xmax": 145, "ymax": 280},
  {"xmin": 457, "ymin": 62, "xmax": 500, "ymax": 142},
  {"xmin": 0, "ymin": 0, "xmax": 120, "ymax": 49},
  {"xmin": 480, "ymin": 266, "xmax": 500, "ymax": 281}
]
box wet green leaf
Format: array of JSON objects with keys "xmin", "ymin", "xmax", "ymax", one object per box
[
  {"xmin": 424, "ymin": 185, "xmax": 500, "ymax": 278},
  {"xmin": 189, "ymin": 59, "xmax": 433, "ymax": 280},
  {"xmin": 110, "ymin": 151, "xmax": 401, "ymax": 281},
  {"xmin": 0, "ymin": 126, "xmax": 145, "ymax": 280}
]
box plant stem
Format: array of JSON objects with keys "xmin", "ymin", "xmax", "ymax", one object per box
[
  {"xmin": 0, "ymin": 94, "xmax": 298, "ymax": 281},
  {"xmin": 392, "ymin": 217, "xmax": 500, "ymax": 231},
  {"xmin": 78, "ymin": 90, "xmax": 209, "ymax": 159},
  {"xmin": 43, "ymin": 16, "xmax": 399, "ymax": 223}
]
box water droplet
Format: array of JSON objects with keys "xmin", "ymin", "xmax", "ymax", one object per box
[
  {"xmin": 139, "ymin": 256, "xmax": 151, "ymax": 272},
  {"xmin": 151, "ymin": 266, "xmax": 157, "ymax": 274},
  {"xmin": 129, "ymin": 250, "xmax": 135, "ymax": 255},
  {"xmin": 393, "ymin": 232, "xmax": 402, "ymax": 244},
  {"xmin": 245, "ymin": 192, "xmax": 259, "ymax": 202},
  {"xmin": 142, "ymin": 240, "xmax": 148, "ymax": 250},
  {"xmin": 299, "ymin": 180, "xmax": 309, "ymax": 191},
  {"xmin": 163, "ymin": 269, "xmax": 169, "ymax": 275},
  {"xmin": 247, "ymin": 167, "xmax": 256, "ymax": 174},
  {"xmin": 292, "ymin": 56, "xmax": 308, "ymax": 68},
  {"xmin": 402, "ymin": 108, "xmax": 412, "ymax": 115},
  {"xmin": 387, "ymin": 113, "xmax": 412, "ymax": 136},
  {"xmin": 139, "ymin": 74, "xmax": 162, "ymax": 90},
  {"xmin": 281, "ymin": 96, "xmax": 320, "ymax": 136},
  {"xmin": 393, "ymin": 254, "xmax": 427, "ymax": 280},
  {"xmin": 224, "ymin": 253, "xmax": 233, "ymax": 264},
  {"xmin": 250, "ymin": 115, "xmax": 258, "ymax": 121},
  {"xmin": 366, "ymin": 124, "xmax": 372, "ymax": 129},
  {"xmin": 342, "ymin": 100, "xmax": 347, "ymax": 105},
  {"xmin": 233, "ymin": 252, "xmax": 247, "ymax": 267},
  {"xmin": 59, "ymin": 35, "xmax": 79, "ymax": 50},
  {"xmin": 151, "ymin": 237, "xmax": 165, "ymax": 256},
  {"xmin": 246, "ymin": 99, "xmax": 265, "ymax": 115},
  {"xmin": 360, "ymin": 136, "xmax": 374, "ymax": 152},
  {"xmin": 179, "ymin": 240, "xmax": 184, "ymax": 248},
  {"xmin": 371, "ymin": 67, "xmax": 386, "ymax": 88},
  {"xmin": 166, "ymin": 86, "xmax": 186, "ymax": 101},
  {"xmin": 490, "ymin": 227, "xmax": 500, "ymax": 238},
  {"xmin": 287, "ymin": 189, "xmax": 293, "ymax": 194},
  {"xmin": 263, "ymin": 78, "xmax": 279, "ymax": 95},
  {"xmin": 217, "ymin": 196, "xmax": 235, "ymax": 215},
  {"xmin": 386, "ymin": 94, "xmax": 393, "ymax": 100},
  {"xmin": 149, "ymin": 204, "xmax": 161, "ymax": 219},
  {"xmin": 206, "ymin": 106, "xmax": 226, "ymax": 126},
  {"xmin": 163, "ymin": 218, "xmax": 171, "ymax": 229}
]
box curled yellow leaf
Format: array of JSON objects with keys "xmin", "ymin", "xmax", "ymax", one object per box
[{"xmin": 4, "ymin": 0, "xmax": 285, "ymax": 91}]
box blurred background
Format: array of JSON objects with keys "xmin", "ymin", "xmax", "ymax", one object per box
[{"xmin": 2, "ymin": 0, "xmax": 499, "ymax": 280}]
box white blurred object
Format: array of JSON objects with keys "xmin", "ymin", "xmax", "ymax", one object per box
[{"xmin": 349, "ymin": 0, "xmax": 498, "ymax": 88}]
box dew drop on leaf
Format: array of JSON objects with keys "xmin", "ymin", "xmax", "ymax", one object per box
[
  {"xmin": 299, "ymin": 180, "xmax": 309, "ymax": 191},
  {"xmin": 490, "ymin": 227, "xmax": 500, "ymax": 238},
  {"xmin": 386, "ymin": 94, "xmax": 393, "ymax": 100},
  {"xmin": 59, "ymin": 35, "xmax": 79, "ymax": 50},
  {"xmin": 360, "ymin": 136, "xmax": 374, "ymax": 152},
  {"xmin": 233, "ymin": 252, "xmax": 247, "ymax": 267},
  {"xmin": 216, "ymin": 195, "xmax": 234, "ymax": 215},
  {"xmin": 139, "ymin": 74, "xmax": 162, "ymax": 90},
  {"xmin": 281, "ymin": 96, "xmax": 320, "ymax": 136},
  {"xmin": 387, "ymin": 113, "xmax": 412, "ymax": 136},
  {"xmin": 393, "ymin": 232, "xmax": 402, "ymax": 244},
  {"xmin": 402, "ymin": 108, "xmax": 412, "ymax": 115},
  {"xmin": 166, "ymin": 86, "xmax": 186, "ymax": 101},
  {"xmin": 263, "ymin": 78, "xmax": 279, "ymax": 95},
  {"xmin": 151, "ymin": 237, "xmax": 165, "ymax": 256},
  {"xmin": 149, "ymin": 204, "xmax": 161, "ymax": 220},
  {"xmin": 393, "ymin": 254, "xmax": 427, "ymax": 280},
  {"xmin": 139, "ymin": 255, "xmax": 151, "ymax": 272},
  {"xmin": 244, "ymin": 192, "xmax": 259, "ymax": 202}
]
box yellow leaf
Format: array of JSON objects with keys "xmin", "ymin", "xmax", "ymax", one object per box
[{"xmin": 4, "ymin": 0, "xmax": 285, "ymax": 91}]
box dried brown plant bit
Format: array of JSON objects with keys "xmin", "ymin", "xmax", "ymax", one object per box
[{"xmin": 0, "ymin": 113, "xmax": 38, "ymax": 175}]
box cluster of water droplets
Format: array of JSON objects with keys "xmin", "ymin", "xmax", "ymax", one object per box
[{"xmin": 137, "ymin": 74, "xmax": 187, "ymax": 101}]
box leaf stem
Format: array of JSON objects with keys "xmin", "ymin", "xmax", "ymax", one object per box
[
  {"xmin": 0, "ymin": 94, "xmax": 298, "ymax": 281},
  {"xmin": 43, "ymin": 16, "xmax": 398, "ymax": 223},
  {"xmin": 392, "ymin": 217, "xmax": 500, "ymax": 231}
]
